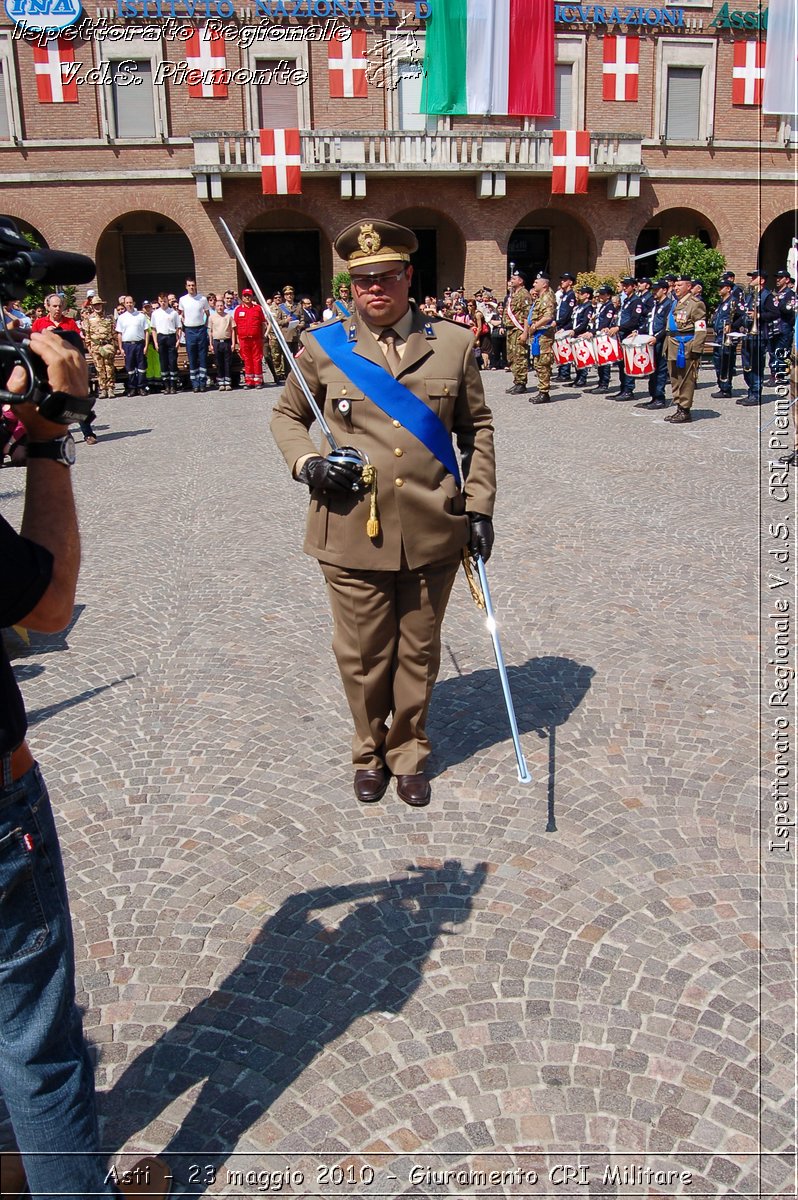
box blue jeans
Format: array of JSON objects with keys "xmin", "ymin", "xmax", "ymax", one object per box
[
  {"xmin": 183, "ymin": 325, "xmax": 208, "ymax": 389},
  {"xmin": 0, "ymin": 763, "xmax": 113, "ymax": 1200}
]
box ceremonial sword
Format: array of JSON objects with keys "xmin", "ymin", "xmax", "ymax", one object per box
[{"xmin": 219, "ymin": 218, "xmax": 364, "ymax": 476}]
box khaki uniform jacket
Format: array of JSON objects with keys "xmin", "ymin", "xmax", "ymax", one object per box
[
  {"xmin": 529, "ymin": 290, "xmax": 556, "ymax": 334},
  {"xmin": 665, "ymin": 294, "xmax": 707, "ymax": 361},
  {"xmin": 270, "ymin": 307, "xmax": 496, "ymax": 572},
  {"xmin": 505, "ymin": 287, "xmax": 531, "ymax": 334}
]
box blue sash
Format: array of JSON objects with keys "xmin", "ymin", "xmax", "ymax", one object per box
[
  {"xmin": 334, "ymin": 300, "xmax": 350, "ymax": 317},
  {"xmin": 310, "ymin": 321, "xmax": 461, "ymax": 485},
  {"xmin": 530, "ymin": 332, "xmax": 542, "ymax": 358},
  {"xmin": 667, "ymin": 310, "xmax": 693, "ymax": 368}
]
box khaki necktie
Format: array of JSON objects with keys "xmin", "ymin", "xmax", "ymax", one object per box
[{"xmin": 380, "ymin": 327, "xmax": 402, "ymax": 375}]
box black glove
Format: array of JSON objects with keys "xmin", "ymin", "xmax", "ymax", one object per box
[
  {"xmin": 469, "ymin": 513, "xmax": 494, "ymax": 562},
  {"xmin": 297, "ymin": 455, "xmax": 362, "ymax": 493}
]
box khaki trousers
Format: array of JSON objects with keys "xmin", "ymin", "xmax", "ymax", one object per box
[
  {"xmin": 320, "ymin": 556, "xmax": 460, "ymax": 774},
  {"xmin": 667, "ymin": 356, "xmax": 699, "ymax": 410}
]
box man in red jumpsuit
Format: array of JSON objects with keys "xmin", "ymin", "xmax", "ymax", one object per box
[{"xmin": 233, "ymin": 288, "xmax": 266, "ymax": 387}]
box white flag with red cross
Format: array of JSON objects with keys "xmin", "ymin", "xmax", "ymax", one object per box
[
  {"xmin": 602, "ymin": 35, "xmax": 639, "ymax": 102},
  {"xmin": 732, "ymin": 40, "xmax": 765, "ymax": 106},
  {"xmin": 260, "ymin": 128, "xmax": 302, "ymax": 195},
  {"xmin": 551, "ymin": 130, "xmax": 590, "ymax": 195},
  {"xmin": 185, "ymin": 25, "xmax": 228, "ymax": 98},
  {"xmin": 328, "ymin": 29, "xmax": 368, "ymax": 98},
  {"xmin": 33, "ymin": 40, "xmax": 78, "ymax": 103}
]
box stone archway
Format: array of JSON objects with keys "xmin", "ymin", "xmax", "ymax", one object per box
[
  {"xmin": 635, "ymin": 208, "xmax": 720, "ymax": 273},
  {"xmin": 758, "ymin": 210, "xmax": 798, "ymax": 279},
  {"xmin": 390, "ymin": 207, "xmax": 466, "ymax": 302},
  {"xmin": 239, "ymin": 210, "xmax": 326, "ymax": 305},
  {"xmin": 508, "ymin": 209, "xmax": 598, "ymax": 283},
  {"xmin": 95, "ymin": 213, "xmax": 195, "ymax": 307}
]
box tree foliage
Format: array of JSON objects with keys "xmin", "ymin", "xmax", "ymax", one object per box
[
  {"xmin": 656, "ymin": 236, "xmax": 727, "ymax": 312},
  {"xmin": 331, "ymin": 270, "xmax": 351, "ymax": 299}
]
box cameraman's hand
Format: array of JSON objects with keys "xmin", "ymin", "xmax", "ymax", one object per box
[
  {"xmin": 8, "ymin": 331, "xmax": 89, "ymax": 440},
  {"xmin": 298, "ymin": 455, "xmax": 362, "ymax": 493}
]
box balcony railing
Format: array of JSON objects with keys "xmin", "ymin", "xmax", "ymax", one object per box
[{"xmin": 191, "ymin": 130, "xmax": 644, "ymax": 174}]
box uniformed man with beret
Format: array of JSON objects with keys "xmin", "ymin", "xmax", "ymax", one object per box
[
  {"xmin": 634, "ymin": 278, "xmax": 674, "ymax": 410},
  {"xmin": 271, "ymin": 220, "xmax": 496, "ymax": 808},
  {"xmin": 664, "ymin": 274, "xmax": 707, "ymax": 423},
  {"xmin": 740, "ymin": 268, "xmax": 779, "ymax": 406},
  {"xmin": 504, "ymin": 269, "xmax": 532, "ymax": 394},
  {"xmin": 568, "ymin": 284, "xmax": 594, "ymax": 388},
  {"xmin": 522, "ymin": 271, "xmax": 556, "ymax": 403}
]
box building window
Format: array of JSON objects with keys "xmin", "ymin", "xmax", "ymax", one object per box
[
  {"xmin": 665, "ymin": 67, "xmax": 702, "ymax": 140},
  {"xmin": 0, "ymin": 34, "xmax": 20, "ymax": 141},
  {"xmin": 536, "ymin": 65, "xmax": 574, "ymax": 132},
  {"xmin": 256, "ymin": 61, "xmax": 299, "ymax": 127},
  {"xmin": 532, "ymin": 36, "xmax": 585, "ymax": 131},
  {"xmin": 111, "ymin": 61, "xmax": 155, "ymax": 138},
  {"xmin": 100, "ymin": 39, "xmax": 167, "ymax": 140},
  {"xmin": 245, "ymin": 46, "xmax": 309, "ymax": 130},
  {"xmin": 655, "ymin": 39, "xmax": 715, "ymax": 141}
]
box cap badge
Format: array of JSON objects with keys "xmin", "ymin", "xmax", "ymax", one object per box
[{"xmin": 358, "ymin": 223, "xmax": 381, "ymax": 256}]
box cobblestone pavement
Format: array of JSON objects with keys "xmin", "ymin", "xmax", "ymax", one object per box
[{"xmin": 2, "ymin": 365, "xmax": 794, "ymax": 1198}]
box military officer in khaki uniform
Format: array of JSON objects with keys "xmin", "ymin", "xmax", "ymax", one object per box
[
  {"xmin": 523, "ymin": 272, "xmax": 557, "ymax": 403},
  {"xmin": 664, "ymin": 274, "xmax": 707, "ymax": 424},
  {"xmin": 267, "ymin": 290, "xmax": 291, "ymax": 382},
  {"xmin": 504, "ymin": 269, "xmax": 532, "ymax": 394},
  {"xmin": 271, "ymin": 220, "xmax": 496, "ymax": 808},
  {"xmin": 82, "ymin": 296, "xmax": 117, "ymax": 399}
]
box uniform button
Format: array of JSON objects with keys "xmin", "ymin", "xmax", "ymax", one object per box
[
  {"xmin": 392, "ymin": 419, "xmax": 401, "ymax": 427},
  {"xmin": 443, "ymin": 386, "xmax": 449, "ymax": 395},
  {"xmin": 395, "ymin": 477, "xmax": 404, "ymax": 487},
  {"xmin": 394, "ymin": 448, "xmax": 403, "ymax": 457},
  {"xmin": 340, "ymin": 387, "xmax": 347, "ymax": 395}
]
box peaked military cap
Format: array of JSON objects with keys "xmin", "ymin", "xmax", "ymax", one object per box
[{"xmin": 335, "ymin": 220, "xmax": 418, "ymax": 269}]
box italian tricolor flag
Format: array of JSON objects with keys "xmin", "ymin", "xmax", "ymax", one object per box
[{"xmin": 421, "ymin": 0, "xmax": 554, "ymax": 117}]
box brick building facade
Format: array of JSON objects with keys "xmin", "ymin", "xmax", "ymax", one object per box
[{"xmin": 0, "ymin": 0, "xmax": 793, "ymax": 302}]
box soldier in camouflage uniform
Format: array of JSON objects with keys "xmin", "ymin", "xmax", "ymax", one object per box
[
  {"xmin": 504, "ymin": 269, "xmax": 531, "ymax": 394},
  {"xmin": 268, "ymin": 290, "xmax": 291, "ymax": 382},
  {"xmin": 524, "ymin": 272, "xmax": 557, "ymax": 404},
  {"xmin": 82, "ymin": 296, "xmax": 117, "ymax": 398}
]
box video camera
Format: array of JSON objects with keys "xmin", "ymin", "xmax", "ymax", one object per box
[{"xmin": 0, "ymin": 216, "xmax": 95, "ymax": 422}]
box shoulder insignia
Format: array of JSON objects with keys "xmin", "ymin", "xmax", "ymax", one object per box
[
  {"xmin": 424, "ymin": 322, "xmax": 436, "ymax": 338},
  {"xmin": 347, "ymin": 323, "xmax": 357, "ymax": 343}
]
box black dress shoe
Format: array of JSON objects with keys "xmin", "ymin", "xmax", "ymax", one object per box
[
  {"xmin": 614, "ymin": 392, "xmax": 635, "ymax": 401},
  {"xmin": 739, "ymin": 395, "xmax": 761, "ymax": 406},
  {"xmin": 395, "ymin": 773, "xmax": 431, "ymax": 807},
  {"xmin": 711, "ymin": 389, "xmax": 732, "ymax": 398},
  {"xmin": 634, "ymin": 398, "xmax": 667, "ymax": 409},
  {"xmin": 354, "ymin": 768, "xmax": 388, "ymax": 803}
]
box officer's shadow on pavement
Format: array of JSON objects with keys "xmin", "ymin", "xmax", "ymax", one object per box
[
  {"xmin": 102, "ymin": 862, "xmax": 487, "ymax": 1191},
  {"xmin": 429, "ymin": 655, "xmax": 595, "ymax": 830}
]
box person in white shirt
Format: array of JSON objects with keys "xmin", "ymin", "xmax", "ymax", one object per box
[
  {"xmin": 178, "ymin": 278, "xmax": 210, "ymax": 392},
  {"xmin": 151, "ymin": 291, "xmax": 183, "ymax": 394},
  {"xmin": 115, "ymin": 296, "xmax": 149, "ymax": 396}
]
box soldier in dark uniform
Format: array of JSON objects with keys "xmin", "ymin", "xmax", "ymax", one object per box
[
  {"xmin": 271, "ymin": 220, "xmax": 496, "ymax": 809},
  {"xmin": 636, "ymin": 277, "xmax": 655, "ymax": 321},
  {"xmin": 609, "ymin": 276, "xmax": 645, "ymax": 401},
  {"xmin": 554, "ymin": 272, "xmax": 577, "ymax": 381},
  {"xmin": 569, "ymin": 285, "xmax": 595, "ymax": 387},
  {"xmin": 634, "ymin": 278, "xmax": 673, "ymax": 410},
  {"xmin": 740, "ymin": 269, "xmax": 779, "ymax": 406},
  {"xmin": 770, "ymin": 269, "xmax": 796, "ymax": 384},
  {"xmin": 588, "ymin": 284, "xmax": 617, "ymax": 393},
  {"xmin": 711, "ymin": 278, "xmax": 745, "ymax": 398}
]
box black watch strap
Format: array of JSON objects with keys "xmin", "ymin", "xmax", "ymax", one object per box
[{"xmin": 27, "ymin": 434, "xmax": 76, "ymax": 466}]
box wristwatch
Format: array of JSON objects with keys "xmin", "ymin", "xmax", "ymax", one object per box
[{"xmin": 26, "ymin": 433, "xmax": 76, "ymax": 467}]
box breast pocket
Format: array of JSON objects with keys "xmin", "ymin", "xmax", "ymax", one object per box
[
  {"xmin": 424, "ymin": 378, "xmax": 458, "ymax": 418},
  {"xmin": 326, "ymin": 380, "xmax": 367, "ymax": 433}
]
